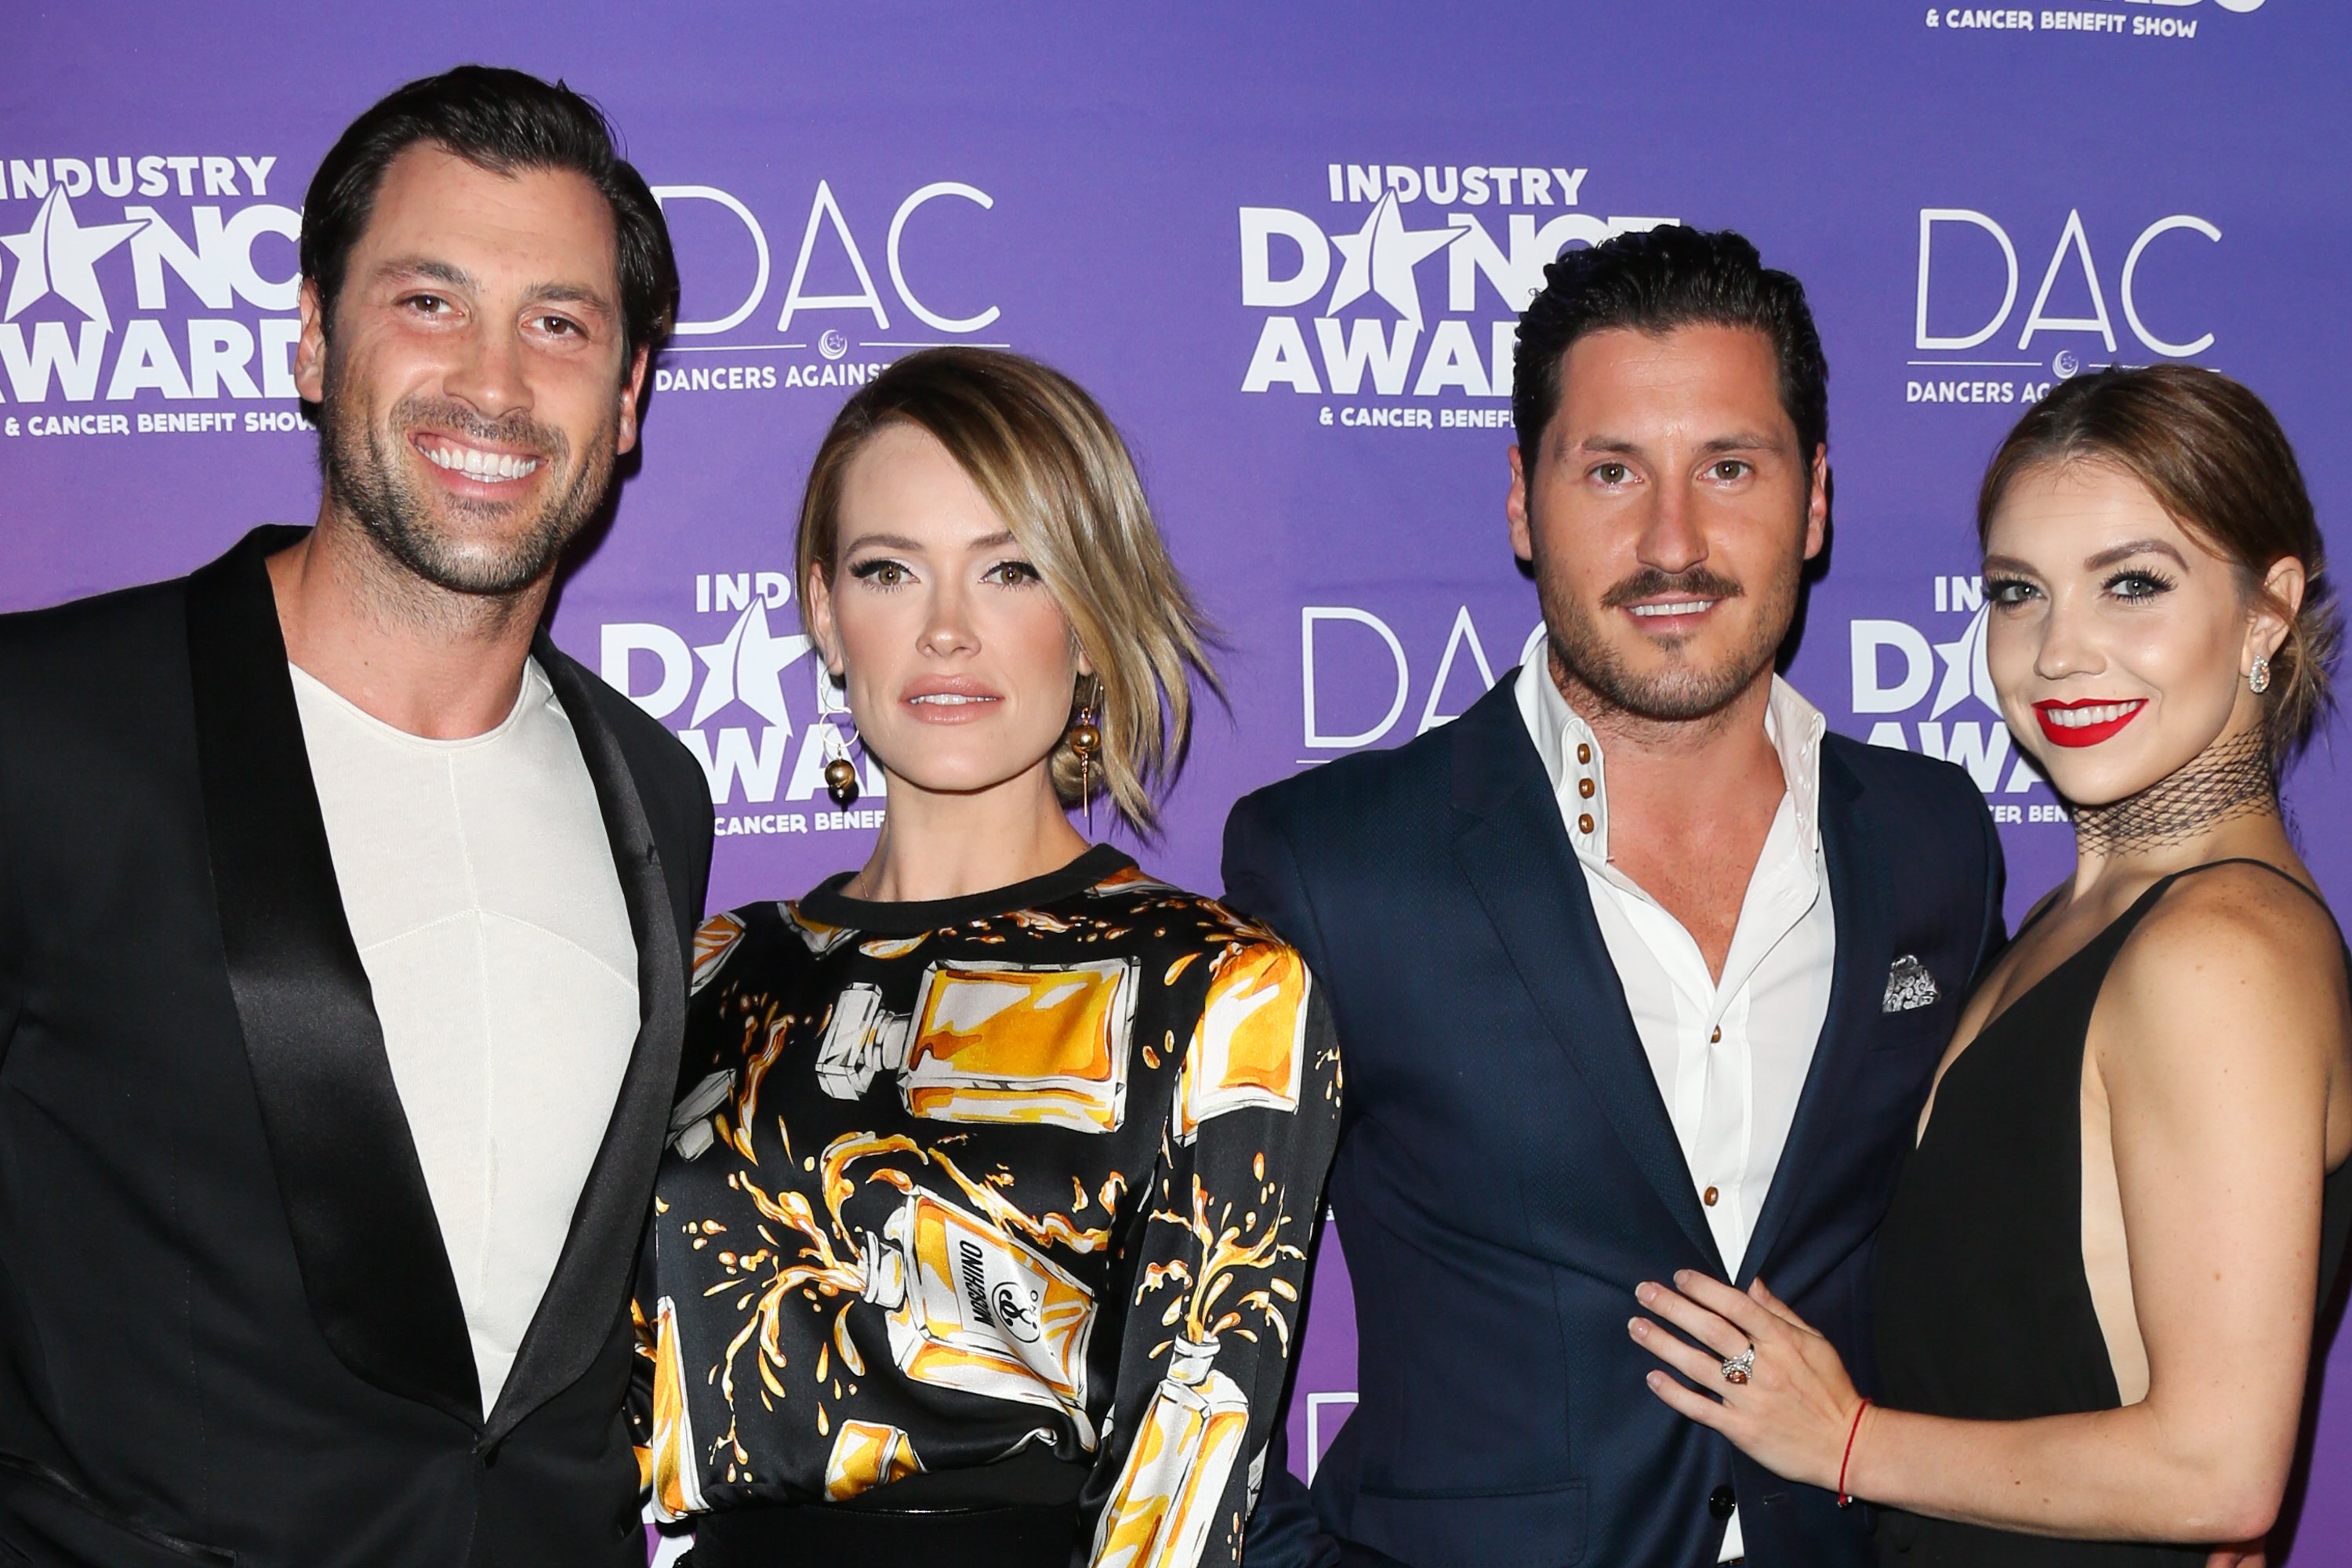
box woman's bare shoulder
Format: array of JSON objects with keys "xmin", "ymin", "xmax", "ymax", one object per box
[{"xmin": 2103, "ymin": 859, "xmax": 2347, "ymax": 1076}]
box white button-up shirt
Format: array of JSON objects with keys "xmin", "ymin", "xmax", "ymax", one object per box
[{"xmin": 1516, "ymin": 664, "xmax": 1836, "ymax": 1563}]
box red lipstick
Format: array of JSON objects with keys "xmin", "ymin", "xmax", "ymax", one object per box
[{"xmin": 2033, "ymin": 698, "xmax": 2147, "ymax": 748}]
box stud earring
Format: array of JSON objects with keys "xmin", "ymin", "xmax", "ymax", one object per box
[
  {"xmin": 1067, "ymin": 700, "xmax": 1102, "ymax": 835},
  {"xmin": 817, "ymin": 666, "xmax": 861, "ymax": 806},
  {"xmin": 2250, "ymin": 655, "xmax": 2272, "ymax": 695}
]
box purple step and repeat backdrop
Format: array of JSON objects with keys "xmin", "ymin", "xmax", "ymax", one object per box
[{"xmin": 5, "ymin": 2, "xmax": 2349, "ymax": 1559}]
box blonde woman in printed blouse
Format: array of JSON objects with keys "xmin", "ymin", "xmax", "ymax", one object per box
[{"xmin": 632, "ymin": 347, "xmax": 1341, "ymax": 1568}]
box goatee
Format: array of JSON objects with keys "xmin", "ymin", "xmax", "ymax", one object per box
[
  {"xmin": 1544, "ymin": 564, "xmax": 1782, "ymax": 724},
  {"xmin": 318, "ymin": 377, "xmax": 614, "ymax": 598}
]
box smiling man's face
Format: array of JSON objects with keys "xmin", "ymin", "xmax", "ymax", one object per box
[
  {"xmin": 1508, "ymin": 323, "xmax": 1825, "ymax": 726},
  {"xmin": 295, "ymin": 143, "xmax": 647, "ymax": 597}
]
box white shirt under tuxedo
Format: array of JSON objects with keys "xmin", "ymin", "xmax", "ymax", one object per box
[
  {"xmin": 1517, "ymin": 663, "xmax": 1837, "ymax": 1563},
  {"xmin": 291, "ymin": 657, "xmax": 641, "ymax": 1414}
]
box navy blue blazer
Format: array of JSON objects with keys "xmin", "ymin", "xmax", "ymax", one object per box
[{"xmin": 1225, "ymin": 670, "xmax": 2004, "ymax": 1568}]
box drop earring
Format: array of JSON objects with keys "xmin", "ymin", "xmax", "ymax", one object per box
[
  {"xmin": 2249, "ymin": 655, "xmax": 2272, "ymax": 695},
  {"xmin": 1067, "ymin": 699, "xmax": 1102, "ymax": 835},
  {"xmin": 818, "ymin": 666, "xmax": 861, "ymax": 806}
]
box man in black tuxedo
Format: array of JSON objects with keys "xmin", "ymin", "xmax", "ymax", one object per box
[
  {"xmin": 0, "ymin": 68, "xmax": 711, "ymax": 1567},
  {"xmin": 1231, "ymin": 229, "xmax": 2005, "ymax": 1566}
]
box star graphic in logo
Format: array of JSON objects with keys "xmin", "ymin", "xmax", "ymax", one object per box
[
  {"xmin": 1326, "ymin": 192, "xmax": 1458, "ymax": 328},
  {"xmin": 688, "ymin": 601, "xmax": 811, "ymax": 731},
  {"xmin": 1929, "ymin": 605, "xmax": 2002, "ymax": 719},
  {"xmin": 1, "ymin": 189, "xmax": 143, "ymax": 332}
]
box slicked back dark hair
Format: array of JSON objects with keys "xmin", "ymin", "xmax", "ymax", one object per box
[
  {"xmin": 299, "ymin": 64, "xmax": 678, "ymax": 372},
  {"xmin": 1512, "ymin": 226, "xmax": 1828, "ymax": 464}
]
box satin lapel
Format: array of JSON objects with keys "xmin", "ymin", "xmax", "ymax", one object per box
[
  {"xmin": 185, "ymin": 525, "xmax": 481, "ymax": 1426},
  {"xmin": 1736, "ymin": 746, "xmax": 1891, "ymax": 1284},
  {"xmin": 485, "ymin": 639, "xmax": 686, "ymax": 1443},
  {"xmin": 1446, "ymin": 677, "xmax": 1720, "ymax": 1267}
]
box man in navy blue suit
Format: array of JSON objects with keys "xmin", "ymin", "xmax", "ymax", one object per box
[{"xmin": 1228, "ymin": 227, "xmax": 2005, "ymax": 1568}]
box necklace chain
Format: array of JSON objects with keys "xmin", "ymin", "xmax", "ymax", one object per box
[{"xmin": 2071, "ymin": 725, "xmax": 2278, "ymax": 856}]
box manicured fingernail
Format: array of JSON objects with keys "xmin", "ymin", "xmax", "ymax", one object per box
[
  {"xmin": 1635, "ymin": 1283, "xmax": 1657, "ymax": 1305},
  {"xmin": 1647, "ymin": 1371, "xmax": 1664, "ymax": 1388},
  {"xmin": 1675, "ymin": 1269, "xmax": 1693, "ymax": 1286},
  {"xmin": 1628, "ymin": 1317, "xmax": 1648, "ymax": 1338}
]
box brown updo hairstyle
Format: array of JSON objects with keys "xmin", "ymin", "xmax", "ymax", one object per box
[
  {"xmin": 794, "ymin": 347, "xmax": 1218, "ymax": 833},
  {"xmin": 1977, "ymin": 365, "xmax": 2338, "ymax": 764}
]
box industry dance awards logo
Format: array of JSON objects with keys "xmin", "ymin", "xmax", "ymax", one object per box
[
  {"xmin": 0, "ymin": 152, "xmax": 308, "ymax": 441},
  {"xmin": 1849, "ymin": 574, "xmax": 2061, "ymax": 826},
  {"xmin": 1905, "ymin": 203, "xmax": 2227, "ymax": 409},
  {"xmin": 648, "ymin": 176, "xmax": 1007, "ymax": 397},
  {"xmin": 600, "ymin": 569, "xmax": 887, "ymax": 836},
  {"xmin": 1236, "ymin": 162, "xmax": 1675, "ymax": 433}
]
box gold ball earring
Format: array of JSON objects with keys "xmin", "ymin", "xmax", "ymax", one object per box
[
  {"xmin": 1068, "ymin": 702, "xmax": 1101, "ymax": 833},
  {"xmin": 818, "ymin": 664, "xmax": 861, "ymax": 806}
]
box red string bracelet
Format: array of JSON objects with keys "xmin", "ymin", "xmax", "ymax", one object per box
[{"xmin": 1836, "ymin": 1399, "xmax": 1871, "ymax": 1508}]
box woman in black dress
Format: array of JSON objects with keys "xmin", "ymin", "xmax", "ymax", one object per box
[
  {"xmin": 1629, "ymin": 365, "xmax": 2352, "ymax": 1566},
  {"xmin": 631, "ymin": 349, "xmax": 1341, "ymax": 1566}
]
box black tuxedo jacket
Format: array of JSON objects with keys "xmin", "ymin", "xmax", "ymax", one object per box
[
  {"xmin": 0, "ymin": 527, "xmax": 713, "ymax": 1568},
  {"xmin": 1225, "ymin": 672, "xmax": 2005, "ymax": 1568}
]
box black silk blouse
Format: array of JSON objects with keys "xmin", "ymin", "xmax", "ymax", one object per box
[{"xmin": 631, "ymin": 845, "xmax": 1341, "ymax": 1568}]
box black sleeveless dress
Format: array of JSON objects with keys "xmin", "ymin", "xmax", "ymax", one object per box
[{"xmin": 1873, "ymin": 859, "xmax": 2352, "ymax": 1566}]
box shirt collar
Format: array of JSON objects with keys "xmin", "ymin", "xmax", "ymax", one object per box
[{"xmin": 1514, "ymin": 659, "xmax": 1828, "ymax": 869}]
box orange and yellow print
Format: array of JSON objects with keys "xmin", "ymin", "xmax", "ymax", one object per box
[
  {"xmin": 648, "ymin": 862, "xmax": 1335, "ymax": 1552},
  {"xmin": 691, "ymin": 912, "xmax": 746, "ymax": 996},
  {"xmin": 1095, "ymin": 1174, "xmax": 1304, "ymax": 1567},
  {"xmin": 823, "ymin": 1421, "xmax": 924, "ymax": 1501},
  {"xmin": 696, "ymin": 1130, "xmax": 1115, "ymax": 1461},
  {"xmin": 902, "ymin": 959, "xmax": 1138, "ymax": 1133},
  {"xmin": 1092, "ymin": 1341, "xmax": 1252, "ymax": 1568},
  {"xmin": 1176, "ymin": 939, "xmax": 1309, "ymax": 1142},
  {"xmin": 877, "ymin": 1189, "xmax": 1102, "ymax": 1437},
  {"xmin": 646, "ymin": 1297, "xmax": 709, "ymax": 1522}
]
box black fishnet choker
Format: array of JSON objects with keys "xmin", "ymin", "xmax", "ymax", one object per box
[{"xmin": 2071, "ymin": 724, "xmax": 2278, "ymax": 856}]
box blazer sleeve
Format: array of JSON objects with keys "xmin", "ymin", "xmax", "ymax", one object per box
[
  {"xmin": 1220, "ymin": 795, "xmax": 1345, "ymax": 1568},
  {"xmin": 1965, "ymin": 777, "xmax": 2009, "ymax": 990},
  {"xmin": 684, "ymin": 813, "xmax": 714, "ymax": 939},
  {"xmin": 0, "ymin": 694, "xmax": 20, "ymax": 1076},
  {"xmin": 651, "ymin": 725, "xmax": 716, "ymax": 933},
  {"xmin": 1220, "ymin": 793, "xmax": 1331, "ymax": 978}
]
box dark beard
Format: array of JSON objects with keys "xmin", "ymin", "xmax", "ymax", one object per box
[
  {"xmin": 1539, "ymin": 561, "xmax": 1790, "ymax": 724},
  {"xmin": 318, "ymin": 374, "xmax": 613, "ymax": 597}
]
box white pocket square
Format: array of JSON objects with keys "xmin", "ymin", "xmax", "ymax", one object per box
[{"xmin": 1882, "ymin": 955, "xmax": 1940, "ymax": 1013}]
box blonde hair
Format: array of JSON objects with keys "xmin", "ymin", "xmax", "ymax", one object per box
[{"xmin": 795, "ymin": 347, "xmax": 1218, "ymax": 832}]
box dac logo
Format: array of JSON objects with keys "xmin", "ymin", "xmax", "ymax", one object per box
[
  {"xmin": 1298, "ymin": 602, "xmax": 1543, "ymax": 750},
  {"xmin": 1237, "ymin": 162, "xmax": 1674, "ymax": 426},
  {"xmin": 0, "ymin": 154, "xmax": 304, "ymax": 427},
  {"xmin": 1915, "ymin": 207, "xmax": 2221, "ymax": 358},
  {"xmin": 599, "ymin": 572, "xmax": 886, "ymax": 835},
  {"xmin": 1849, "ymin": 576, "xmax": 2060, "ymax": 822},
  {"xmin": 648, "ymin": 179, "xmax": 1003, "ymax": 396}
]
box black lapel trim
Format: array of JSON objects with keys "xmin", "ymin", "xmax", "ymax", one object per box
[
  {"xmin": 484, "ymin": 637, "xmax": 688, "ymax": 1444},
  {"xmin": 1735, "ymin": 743, "xmax": 1893, "ymax": 1283},
  {"xmin": 185, "ymin": 525, "xmax": 481, "ymax": 1426},
  {"xmin": 1446, "ymin": 673, "xmax": 1721, "ymax": 1269}
]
